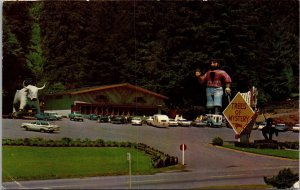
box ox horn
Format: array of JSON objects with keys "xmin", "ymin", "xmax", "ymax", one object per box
[
  {"xmin": 37, "ymin": 83, "xmax": 46, "ymax": 90},
  {"xmin": 23, "ymin": 80, "xmax": 27, "ymax": 88}
]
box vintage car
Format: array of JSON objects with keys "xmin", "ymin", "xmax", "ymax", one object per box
[
  {"xmin": 146, "ymin": 116, "xmax": 154, "ymax": 126},
  {"xmin": 98, "ymin": 115, "xmax": 110, "ymax": 123},
  {"xmin": 21, "ymin": 121, "xmax": 60, "ymax": 133},
  {"xmin": 169, "ymin": 118, "xmax": 179, "ymax": 127},
  {"xmin": 45, "ymin": 111, "xmax": 63, "ymax": 120},
  {"xmin": 191, "ymin": 119, "xmax": 206, "ymax": 127},
  {"xmin": 131, "ymin": 117, "xmax": 143, "ymax": 125},
  {"xmin": 205, "ymin": 114, "xmax": 223, "ymax": 128},
  {"xmin": 257, "ymin": 122, "xmax": 267, "ymax": 130},
  {"xmin": 35, "ymin": 112, "xmax": 57, "ymax": 121},
  {"xmin": 177, "ymin": 118, "xmax": 192, "ymax": 127},
  {"xmin": 111, "ymin": 116, "xmax": 126, "ymax": 124},
  {"xmin": 152, "ymin": 114, "xmax": 169, "ymax": 128},
  {"xmin": 88, "ymin": 114, "xmax": 99, "ymax": 120},
  {"xmin": 274, "ymin": 123, "xmax": 289, "ymax": 132},
  {"xmin": 292, "ymin": 124, "xmax": 299, "ymax": 132},
  {"xmin": 68, "ymin": 112, "xmax": 84, "ymax": 122}
]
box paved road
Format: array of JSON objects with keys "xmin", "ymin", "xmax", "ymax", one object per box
[{"xmin": 2, "ymin": 118, "xmax": 299, "ymax": 189}]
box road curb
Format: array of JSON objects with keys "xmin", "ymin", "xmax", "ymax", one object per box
[{"xmin": 209, "ymin": 143, "xmax": 299, "ymax": 161}]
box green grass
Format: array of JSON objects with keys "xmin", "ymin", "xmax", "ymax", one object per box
[
  {"xmin": 3, "ymin": 146, "xmax": 180, "ymax": 181},
  {"xmin": 223, "ymin": 145, "xmax": 299, "ymax": 160}
]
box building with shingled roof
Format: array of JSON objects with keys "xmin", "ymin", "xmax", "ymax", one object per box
[{"xmin": 42, "ymin": 83, "xmax": 168, "ymax": 117}]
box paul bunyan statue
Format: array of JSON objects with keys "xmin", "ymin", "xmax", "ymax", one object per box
[{"xmin": 195, "ymin": 59, "xmax": 232, "ymax": 115}]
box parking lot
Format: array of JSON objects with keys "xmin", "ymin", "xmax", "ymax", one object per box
[
  {"xmin": 3, "ymin": 118, "xmax": 299, "ymax": 159},
  {"xmin": 3, "ymin": 118, "xmax": 299, "ymax": 189}
]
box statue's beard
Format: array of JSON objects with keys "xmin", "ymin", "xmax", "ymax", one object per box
[{"xmin": 210, "ymin": 66, "xmax": 218, "ymax": 70}]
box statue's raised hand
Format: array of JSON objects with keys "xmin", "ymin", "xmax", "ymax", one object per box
[{"xmin": 195, "ymin": 69, "xmax": 201, "ymax": 77}]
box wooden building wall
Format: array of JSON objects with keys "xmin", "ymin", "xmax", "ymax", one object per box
[{"xmin": 44, "ymin": 85, "xmax": 167, "ymax": 116}]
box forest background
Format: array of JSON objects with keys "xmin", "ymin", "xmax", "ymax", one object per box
[{"xmin": 3, "ymin": 0, "xmax": 299, "ymax": 116}]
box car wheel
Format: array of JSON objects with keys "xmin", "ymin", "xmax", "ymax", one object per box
[
  {"xmin": 207, "ymin": 122, "xmax": 213, "ymax": 127},
  {"xmin": 40, "ymin": 129, "xmax": 45, "ymax": 133},
  {"xmin": 24, "ymin": 127, "xmax": 28, "ymax": 131}
]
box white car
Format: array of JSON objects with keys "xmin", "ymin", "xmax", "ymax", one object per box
[
  {"xmin": 292, "ymin": 124, "xmax": 299, "ymax": 132},
  {"xmin": 146, "ymin": 116, "xmax": 154, "ymax": 126},
  {"xmin": 152, "ymin": 114, "xmax": 169, "ymax": 128},
  {"xmin": 169, "ymin": 119, "xmax": 179, "ymax": 127},
  {"xmin": 21, "ymin": 121, "xmax": 60, "ymax": 133},
  {"xmin": 45, "ymin": 111, "xmax": 63, "ymax": 120},
  {"xmin": 177, "ymin": 119, "xmax": 192, "ymax": 127},
  {"xmin": 258, "ymin": 122, "xmax": 267, "ymax": 130},
  {"xmin": 131, "ymin": 117, "xmax": 142, "ymax": 125}
]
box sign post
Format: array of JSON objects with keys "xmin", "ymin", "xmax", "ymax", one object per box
[
  {"xmin": 223, "ymin": 92, "xmax": 255, "ymax": 142},
  {"xmin": 180, "ymin": 144, "xmax": 187, "ymax": 165},
  {"xmin": 127, "ymin": 152, "xmax": 131, "ymax": 189}
]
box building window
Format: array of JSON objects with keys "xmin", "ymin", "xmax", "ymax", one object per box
[
  {"xmin": 135, "ymin": 97, "xmax": 146, "ymax": 104},
  {"xmin": 95, "ymin": 95, "xmax": 108, "ymax": 102}
]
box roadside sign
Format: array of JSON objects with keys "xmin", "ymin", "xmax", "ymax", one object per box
[
  {"xmin": 127, "ymin": 152, "xmax": 131, "ymax": 161},
  {"xmin": 180, "ymin": 144, "xmax": 187, "ymax": 151},
  {"xmin": 223, "ymin": 92, "xmax": 255, "ymax": 135}
]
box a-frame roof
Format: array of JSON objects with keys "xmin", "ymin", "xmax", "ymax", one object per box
[{"xmin": 48, "ymin": 83, "xmax": 168, "ymax": 99}]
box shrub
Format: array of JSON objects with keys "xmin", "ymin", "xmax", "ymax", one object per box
[
  {"xmin": 264, "ymin": 168, "xmax": 299, "ymax": 189},
  {"xmin": 95, "ymin": 139, "xmax": 105, "ymax": 147},
  {"xmin": 120, "ymin": 141, "xmax": 131, "ymax": 147},
  {"xmin": 212, "ymin": 137, "xmax": 223, "ymax": 146},
  {"xmin": 61, "ymin": 137, "xmax": 72, "ymax": 146},
  {"xmin": 23, "ymin": 138, "xmax": 30, "ymax": 146}
]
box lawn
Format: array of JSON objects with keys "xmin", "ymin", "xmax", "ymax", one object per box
[
  {"xmin": 223, "ymin": 145, "xmax": 299, "ymax": 160},
  {"xmin": 3, "ymin": 146, "xmax": 178, "ymax": 181}
]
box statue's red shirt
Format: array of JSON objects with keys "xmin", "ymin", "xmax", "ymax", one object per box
[{"xmin": 201, "ymin": 69, "xmax": 232, "ymax": 87}]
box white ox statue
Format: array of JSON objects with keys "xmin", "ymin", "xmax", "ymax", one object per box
[{"xmin": 13, "ymin": 81, "xmax": 46, "ymax": 113}]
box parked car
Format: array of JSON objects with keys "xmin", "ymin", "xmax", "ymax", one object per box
[
  {"xmin": 111, "ymin": 116, "xmax": 126, "ymax": 124},
  {"xmin": 68, "ymin": 112, "xmax": 84, "ymax": 122},
  {"xmin": 131, "ymin": 117, "xmax": 142, "ymax": 125},
  {"xmin": 45, "ymin": 112, "xmax": 63, "ymax": 120},
  {"xmin": 152, "ymin": 114, "xmax": 169, "ymax": 128},
  {"xmin": 257, "ymin": 122, "xmax": 267, "ymax": 130},
  {"xmin": 274, "ymin": 123, "xmax": 289, "ymax": 132},
  {"xmin": 98, "ymin": 115, "xmax": 110, "ymax": 123},
  {"xmin": 35, "ymin": 113, "xmax": 57, "ymax": 121},
  {"xmin": 191, "ymin": 119, "xmax": 206, "ymax": 127},
  {"xmin": 89, "ymin": 114, "xmax": 98, "ymax": 120},
  {"xmin": 292, "ymin": 124, "xmax": 299, "ymax": 132},
  {"xmin": 177, "ymin": 118, "xmax": 192, "ymax": 127},
  {"xmin": 205, "ymin": 114, "xmax": 223, "ymax": 128},
  {"xmin": 169, "ymin": 118, "xmax": 179, "ymax": 127},
  {"xmin": 146, "ymin": 116, "xmax": 154, "ymax": 126},
  {"xmin": 21, "ymin": 121, "xmax": 60, "ymax": 133}
]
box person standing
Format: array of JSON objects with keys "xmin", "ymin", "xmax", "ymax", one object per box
[{"xmin": 195, "ymin": 59, "xmax": 232, "ymax": 114}]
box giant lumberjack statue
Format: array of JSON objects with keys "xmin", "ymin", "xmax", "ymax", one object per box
[{"xmin": 195, "ymin": 59, "xmax": 232, "ymax": 114}]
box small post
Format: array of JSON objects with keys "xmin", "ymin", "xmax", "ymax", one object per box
[
  {"xmin": 182, "ymin": 148, "xmax": 185, "ymax": 165},
  {"xmin": 180, "ymin": 144, "xmax": 187, "ymax": 165},
  {"xmin": 127, "ymin": 152, "xmax": 131, "ymax": 189}
]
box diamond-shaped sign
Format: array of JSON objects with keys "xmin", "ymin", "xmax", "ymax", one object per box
[{"xmin": 223, "ymin": 92, "xmax": 255, "ymax": 135}]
